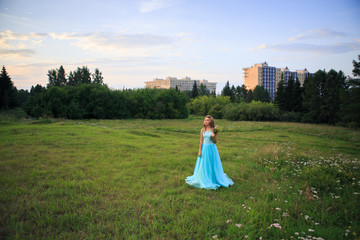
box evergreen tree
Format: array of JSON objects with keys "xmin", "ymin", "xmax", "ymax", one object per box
[
  {"xmin": 198, "ymin": 83, "xmax": 210, "ymax": 96},
  {"xmin": 275, "ymin": 77, "xmax": 286, "ymax": 111},
  {"xmin": 320, "ymin": 69, "xmax": 346, "ymax": 123},
  {"xmin": 80, "ymin": 66, "xmax": 92, "ymax": 84},
  {"xmin": 230, "ymin": 85, "xmax": 236, "ymax": 102},
  {"xmin": 253, "ymin": 85, "xmax": 270, "ymax": 102},
  {"xmin": 340, "ymin": 55, "xmax": 360, "ymax": 124},
  {"xmin": 191, "ymin": 81, "xmax": 198, "ymax": 98},
  {"xmin": 0, "ymin": 66, "xmax": 18, "ymax": 109},
  {"xmin": 47, "ymin": 69, "xmax": 58, "ymax": 87},
  {"xmin": 245, "ymin": 89, "xmax": 253, "ymax": 103},
  {"xmin": 284, "ymin": 73, "xmax": 295, "ymax": 111},
  {"xmin": 67, "ymin": 66, "xmax": 92, "ymax": 86},
  {"xmin": 58, "ymin": 65, "xmax": 67, "ymax": 86},
  {"xmin": 293, "ymin": 77, "xmax": 302, "ymax": 112},
  {"xmin": 302, "ymin": 70, "xmax": 325, "ymax": 123},
  {"xmin": 352, "ymin": 55, "xmax": 360, "ymax": 77},
  {"xmin": 92, "ymin": 68, "xmax": 104, "ymax": 84},
  {"xmin": 18, "ymin": 89, "xmax": 29, "ymax": 107},
  {"xmin": 47, "ymin": 66, "xmax": 67, "ymax": 87},
  {"xmin": 67, "ymin": 71, "xmax": 76, "ymax": 86},
  {"xmin": 221, "ymin": 81, "xmax": 233, "ymax": 101},
  {"xmin": 240, "ymin": 84, "xmax": 248, "ymax": 100}
]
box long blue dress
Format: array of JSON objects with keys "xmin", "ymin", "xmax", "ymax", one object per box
[{"xmin": 185, "ymin": 131, "xmax": 234, "ymax": 190}]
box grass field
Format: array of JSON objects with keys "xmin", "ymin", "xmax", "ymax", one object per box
[{"xmin": 0, "ymin": 112, "xmax": 359, "ymax": 239}]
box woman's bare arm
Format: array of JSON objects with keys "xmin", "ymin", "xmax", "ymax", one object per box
[{"xmin": 198, "ymin": 128, "xmax": 204, "ymax": 157}]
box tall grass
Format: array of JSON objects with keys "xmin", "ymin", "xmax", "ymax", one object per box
[{"xmin": 0, "ymin": 115, "xmax": 359, "ymax": 239}]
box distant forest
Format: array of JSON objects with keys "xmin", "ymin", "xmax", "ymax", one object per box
[{"xmin": 1, "ymin": 55, "xmax": 359, "ymax": 127}]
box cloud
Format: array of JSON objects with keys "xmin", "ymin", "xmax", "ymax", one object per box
[
  {"xmin": 0, "ymin": 49, "xmax": 35, "ymax": 58},
  {"xmin": 251, "ymin": 29, "xmax": 358, "ymax": 55},
  {"xmin": 0, "ymin": 30, "xmax": 47, "ymax": 45},
  {"xmin": 139, "ymin": 0, "xmax": 178, "ymax": 13},
  {"xmin": 0, "ymin": 30, "xmax": 47, "ymax": 58},
  {"xmin": 289, "ymin": 29, "xmax": 347, "ymax": 41},
  {"xmin": 250, "ymin": 44, "xmax": 266, "ymax": 51},
  {"xmin": 49, "ymin": 32, "xmax": 177, "ymax": 56},
  {"xmin": 251, "ymin": 41, "xmax": 360, "ymax": 54}
]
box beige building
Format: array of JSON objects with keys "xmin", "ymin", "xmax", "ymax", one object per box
[
  {"xmin": 243, "ymin": 62, "xmax": 312, "ymax": 100},
  {"xmin": 145, "ymin": 76, "xmax": 217, "ymax": 93}
]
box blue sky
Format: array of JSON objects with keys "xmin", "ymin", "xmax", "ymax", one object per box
[{"xmin": 1, "ymin": 0, "xmax": 359, "ymax": 92}]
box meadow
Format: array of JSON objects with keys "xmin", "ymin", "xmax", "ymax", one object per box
[{"xmin": 0, "ymin": 112, "xmax": 359, "ymax": 239}]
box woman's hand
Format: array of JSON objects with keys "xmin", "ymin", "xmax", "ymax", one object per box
[
  {"xmin": 198, "ymin": 152, "xmax": 201, "ymax": 157},
  {"xmin": 211, "ymin": 132, "xmax": 216, "ymax": 138}
]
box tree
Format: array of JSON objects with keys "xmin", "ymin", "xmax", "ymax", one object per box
[
  {"xmin": 221, "ymin": 81, "xmax": 234, "ymax": 101},
  {"xmin": 275, "ymin": 77, "xmax": 286, "ymax": 111},
  {"xmin": 253, "ymin": 85, "xmax": 270, "ymax": 102},
  {"xmin": 47, "ymin": 65, "xmax": 67, "ymax": 87},
  {"xmin": 320, "ymin": 69, "xmax": 346, "ymax": 123},
  {"xmin": 191, "ymin": 81, "xmax": 198, "ymax": 98},
  {"xmin": 340, "ymin": 55, "xmax": 360, "ymax": 124},
  {"xmin": 80, "ymin": 66, "xmax": 92, "ymax": 84},
  {"xmin": 198, "ymin": 83, "xmax": 210, "ymax": 96},
  {"xmin": 284, "ymin": 73, "xmax": 295, "ymax": 111},
  {"xmin": 57, "ymin": 65, "xmax": 67, "ymax": 86},
  {"xmin": 67, "ymin": 66, "xmax": 92, "ymax": 86},
  {"xmin": 235, "ymin": 84, "xmax": 248, "ymax": 102},
  {"xmin": 18, "ymin": 89, "xmax": 29, "ymax": 107},
  {"xmin": 245, "ymin": 89, "xmax": 253, "ymax": 103},
  {"xmin": 67, "ymin": 71, "xmax": 76, "ymax": 86},
  {"xmin": 293, "ymin": 77, "xmax": 302, "ymax": 112},
  {"xmin": 352, "ymin": 55, "xmax": 360, "ymax": 77},
  {"xmin": 0, "ymin": 66, "xmax": 18, "ymax": 109},
  {"xmin": 92, "ymin": 68, "xmax": 104, "ymax": 84},
  {"xmin": 47, "ymin": 69, "xmax": 58, "ymax": 87},
  {"xmin": 230, "ymin": 85, "xmax": 236, "ymax": 102},
  {"xmin": 302, "ymin": 70, "xmax": 325, "ymax": 123}
]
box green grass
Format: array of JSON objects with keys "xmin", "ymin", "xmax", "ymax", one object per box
[{"xmin": 0, "ymin": 114, "xmax": 359, "ymax": 239}]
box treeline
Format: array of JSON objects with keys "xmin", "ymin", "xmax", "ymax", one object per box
[
  {"xmin": 273, "ymin": 57, "xmax": 360, "ymax": 126},
  {"xmin": 1, "ymin": 65, "xmax": 189, "ymax": 119},
  {"xmin": 25, "ymin": 84, "xmax": 189, "ymax": 119}
]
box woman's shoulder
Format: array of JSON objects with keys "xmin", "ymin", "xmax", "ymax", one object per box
[{"xmin": 200, "ymin": 127, "xmax": 205, "ymax": 133}]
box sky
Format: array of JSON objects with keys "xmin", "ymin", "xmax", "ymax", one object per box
[{"xmin": 0, "ymin": 0, "xmax": 359, "ymax": 93}]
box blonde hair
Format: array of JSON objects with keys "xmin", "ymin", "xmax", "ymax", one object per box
[{"xmin": 203, "ymin": 115, "xmax": 215, "ymax": 129}]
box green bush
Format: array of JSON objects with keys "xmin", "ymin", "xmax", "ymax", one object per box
[
  {"xmin": 223, "ymin": 101, "xmax": 279, "ymax": 121},
  {"xmin": 208, "ymin": 104, "xmax": 223, "ymax": 119},
  {"xmin": 189, "ymin": 95, "xmax": 231, "ymax": 116}
]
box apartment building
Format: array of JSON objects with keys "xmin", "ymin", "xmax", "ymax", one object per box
[
  {"xmin": 145, "ymin": 76, "xmax": 217, "ymax": 93},
  {"xmin": 243, "ymin": 62, "xmax": 312, "ymax": 100}
]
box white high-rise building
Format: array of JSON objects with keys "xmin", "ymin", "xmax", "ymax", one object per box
[{"xmin": 145, "ymin": 76, "xmax": 217, "ymax": 93}]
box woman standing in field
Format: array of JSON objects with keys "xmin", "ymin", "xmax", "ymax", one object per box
[{"xmin": 185, "ymin": 115, "xmax": 234, "ymax": 190}]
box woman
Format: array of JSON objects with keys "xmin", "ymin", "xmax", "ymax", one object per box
[{"xmin": 185, "ymin": 115, "xmax": 234, "ymax": 190}]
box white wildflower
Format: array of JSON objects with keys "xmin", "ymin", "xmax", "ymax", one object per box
[{"xmin": 269, "ymin": 223, "xmax": 282, "ymax": 229}]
